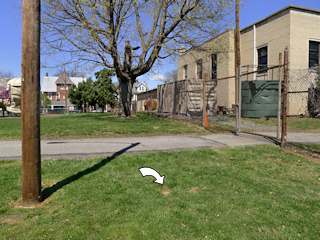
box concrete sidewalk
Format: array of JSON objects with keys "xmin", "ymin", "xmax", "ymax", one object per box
[{"xmin": 0, "ymin": 133, "xmax": 272, "ymax": 160}]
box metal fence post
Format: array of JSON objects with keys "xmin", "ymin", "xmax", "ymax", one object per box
[
  {"xmin": 238, "ymin": 66, "xmax": 242, "ymax": 133},
  {"xmin": 203, "ymin": 73, "xmax": 206, "ymax": 128},
  {"xmin": 277, "ymin": 53, "xmax": 282, "ymax": 140},
  {"xmin": 281, "ymin": 49, "xmax": 289, "ymax": 147}
]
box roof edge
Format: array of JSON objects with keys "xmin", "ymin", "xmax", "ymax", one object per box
[
  {"xmin": 241, "ymin": 5, "xmax": 320, "ymax": 32},
  {"xmin": 179, "ymin": 28, "xmax": 234, "ymax": 56}
]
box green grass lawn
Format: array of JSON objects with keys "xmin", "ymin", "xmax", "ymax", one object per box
[
  {"xmin": 1, "ymin": 145, "xmax": 319, "ymax": 239},
  {"xmin": 0, "ymin": 113, "xmax": 208, "ymax": 140}
]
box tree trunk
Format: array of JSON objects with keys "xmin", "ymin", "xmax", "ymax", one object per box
[
  {"xmin": 118, "ymin": 76, "xmax": 135, "ymax": 117},
  {"xmin": 83, "ymin": 101, "xmax": 86, "ymax": 113}
]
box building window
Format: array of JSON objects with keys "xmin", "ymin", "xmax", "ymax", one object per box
[
  {"xmin": 63, "ymin": 96, "xmax": 65, "ymax": 100},
  {"xmin": 48, "ymin": 92, "xmax": 52, "ymax": 100},
  {"xmin": 258, "ymin": 46, "xmax": 268, "ymax": 72},
  {"xmin": 57, "ymin": 92, "xmax": 60, "ymax": 101},
  {"xmin": 309, "ymin": 41, "xmax": 319, "ymax": 68},
  {"xmin": 183, "ymin": 65, "xmax": 188, "ymax": 80},
  {"xmin": 211, "ymin": 54, "xmax": 217, "ymax": 80},
  {"xmin": 196, "ymin": 59, "xmax": 203, "ymax": 79},
  {"xmin": 61, "ymin": 85, "xmax": 68, "ymax": 90}
]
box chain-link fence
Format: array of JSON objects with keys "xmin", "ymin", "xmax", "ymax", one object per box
[
  {"xmin": 285, "ymin": 68, "xmax": 320, "ymax": 144},
  {"xmin": 239, "ymin": 64, "xmax": 284, "ymax": 140},
  {"xmin": 204, "ymin": 64, "xmax": 320, "ymax": 145},
  {"xmin": 202, "ymin": 64, "xmax": 286, "ymax": 142}
]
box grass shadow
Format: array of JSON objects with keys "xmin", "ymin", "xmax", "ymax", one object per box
[{"xmin": 41, "ymin": 142, "xmax": 140, "ymax": 201}]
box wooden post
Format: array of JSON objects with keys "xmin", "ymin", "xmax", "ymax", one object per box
[
  {"xmin": 277, "ymin": 53, "xmax": 282, "ymax": 139},
  {"xmin": 235, "ymin": 0, "xmax": 241, "ymax": 130},
  {"xmin": 203, "ymin": 73, "xmax": 206, "ymax": 127},
  {"xmin": 21, "ymin": 0, "xmax": 41, "ymax": 205},
  {"xmin": 281, "ymin": 49, "xmax": 289, "ymax": 147}
]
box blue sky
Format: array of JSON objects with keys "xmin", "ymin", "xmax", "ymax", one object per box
[{"xmin": 0, "ymin": 0, "xmax": 319, "ymax": 89}]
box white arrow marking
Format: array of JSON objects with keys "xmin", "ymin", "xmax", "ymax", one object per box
[{"xmin": 139, "ymin": 167, "xmax": 165, "ymax": 185}]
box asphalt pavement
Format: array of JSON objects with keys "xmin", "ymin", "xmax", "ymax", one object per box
[{"xmin": 0, "ymin": 133, "xmax": 273, "ymax": 160}]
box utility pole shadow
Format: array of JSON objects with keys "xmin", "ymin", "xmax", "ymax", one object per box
[{"xmin": 41, "ymin": 142, "xmax": 140, "ymax": 201}]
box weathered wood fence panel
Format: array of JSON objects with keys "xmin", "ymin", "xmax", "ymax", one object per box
[{"xmin": 157, "ymin": 79, "xmax": 217, "ymax": 116}]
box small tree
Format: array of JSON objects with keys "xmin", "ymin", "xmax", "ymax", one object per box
[
  {"xmin": 68, "ymin": 83, "xmax": 83, "ymax": 111},
  {"xmin": 93, "ymin": 69, "xmax": 118, "ymax": 113},
  {"xmin": 40, "ymin": 94, "xmax": 52, "ymax": 113},
  {"xmin": 68, "ymin": 79, "xmax": 93, "ymax": 112}
]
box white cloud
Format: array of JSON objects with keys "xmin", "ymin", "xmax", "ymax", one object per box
[{"xmin": 149, "ymin": 74, "xmax": 166, "ymax": 81}]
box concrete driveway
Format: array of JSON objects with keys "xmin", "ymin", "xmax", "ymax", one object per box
[{"xmin": 0, "ymin": 133, "xmax": 272, "ymax": 160}]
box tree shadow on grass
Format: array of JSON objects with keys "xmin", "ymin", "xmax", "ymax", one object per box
[{"xmin": 41, "ymin": 142, "xmax": 140, "ymax": 201}]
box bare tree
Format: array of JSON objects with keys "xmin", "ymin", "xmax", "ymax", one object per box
[
  {"xmin": 42, "ymin": 0, "xmax": 234, "ymax": 116},
  {"xmin": 54, "ymin": 66, "xmax": 84, "ymax": 77},
  {"xmin": 164, "ymin": 69, "xmax": 178, "ymax": 82},
  {"xmin": 0, "ymin": 71, "xmax": 15, "ymax": 78}
]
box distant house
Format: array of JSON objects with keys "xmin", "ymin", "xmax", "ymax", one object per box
[
  {"xmin": 132, "ymin": 82, "xmax": 148, "ymax": 101},
  {"xmin": 41, "ymin": 72, "xmax": 86, "ymax": 111},
  {"xmin": 131, "ymin": 82, "xmax": 148, "ymax": 111}
]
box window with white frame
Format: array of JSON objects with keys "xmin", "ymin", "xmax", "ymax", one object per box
[
  {"xmin": 309, "ymin": 41, "xmax": 319, "ymax": 68},
  {"xmin": 57, "ymin": 92, "xmax": 60, "ymax": 101},
  {"xmin": 48, "ymin": 92, "xmax": 52, "ymax": 100},
  {"xmin": 196, "ymin": 59, "xmax": 203, "ymax": 79},
  {"xmin": 257, "ymin": 46, "xmax": 268, "ymax": 72}
]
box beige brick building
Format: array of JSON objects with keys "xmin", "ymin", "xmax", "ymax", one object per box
[{"xmin": 176, "ymin": 5, "xmax": 320, "ymax": 116}]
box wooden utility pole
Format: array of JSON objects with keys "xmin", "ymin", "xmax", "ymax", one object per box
[
  {"xmin": 64, "ymin": 65, "xmax": 68, "ymax": 114},
  {"xmin": 235, "ymin": 0, "xmax": 241, "ymax": 131},
  {"xmin": 21, "ymin": 0, "xmax": 41, "ymax": 205}
]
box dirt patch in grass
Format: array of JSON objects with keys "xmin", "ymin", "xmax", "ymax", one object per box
[
  {"xmin": 13, "ymin": 196, "xmax": 55, "ymax": 209},
  {"xmin": 189, "ymin": 187, "xmax": 199, "ymax": 193},
  {"xmin": 0, "ymin": 214, "xmax": 26, "ymax": 224},
  {"xmin": 161, "ymin": 186, "xmax": 172, "ymax": 195},
  {"xmin": 188, "ymin": 186, "xmax": 208, "ymax": 193},
  {"xmin": 42, "ymin": 179, "xmax": 58, "ymax": 186},
  {"xmin": 37, "ymin": 196, "xmax": 55, "ymax": 208}
]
